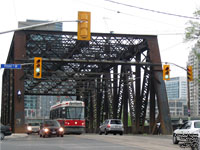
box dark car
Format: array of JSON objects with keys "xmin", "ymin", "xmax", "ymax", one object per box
[
  {"xmin": 99, "ymin": 119, "xmax": 124, "ymax": 135},
  {"xmin": 39, "ymin": 120, "xmax": 64, "ymax": 138},
  {"xmin": 0, "ymin": 123, "xmax": 12, "ymax": 140}
]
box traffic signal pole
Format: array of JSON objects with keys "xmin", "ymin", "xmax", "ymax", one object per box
[
  {"xmin": 163, "ymin": 62, "xmax": 193, "ymax": 121},
  {"xmin": 187, "ymin": 79, "xmax": 191, "ymax": 121},
  {"xmin": 186, "ymin": 65, "xmax": 193, "ymax": 121}
]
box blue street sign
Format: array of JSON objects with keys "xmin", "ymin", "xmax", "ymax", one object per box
[{"xmin": 1, "ymin": 64, "xmax": 21, "ymax": 69}]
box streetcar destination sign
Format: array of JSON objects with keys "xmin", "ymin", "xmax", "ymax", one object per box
[{"xmin": 1, "ymin": 64, "xmax": 21, "ymax": 69}]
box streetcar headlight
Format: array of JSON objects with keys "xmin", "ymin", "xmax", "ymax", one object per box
[
  {"xmin": 27, "ymin": 126, "xmax": 32, "ymax": 131},
  {"xmin": 59, "ymin": 127, "xmax": 64, "ymax": 132},
  {"xmin": 44, "ymin": 128, "xmax": 49, "ymax": 133}
]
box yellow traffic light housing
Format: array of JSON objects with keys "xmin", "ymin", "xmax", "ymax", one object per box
[
  {"xmin": 34, "ymin": 57, "xmax": 42, "ymax": 79},
  {"xmin": 163, "ymin": 65, "xmax": 170, "ymax": 80},
  {"xmin": 77, "ymin": 11, "xmax": 91, "ymax": 41},
  {"xmin": 187, "ymin": 66, "xmax": 193, "ymax": 81}
]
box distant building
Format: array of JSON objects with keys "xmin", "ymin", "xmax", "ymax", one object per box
[
  {"xmin": 165, "ymin": 77, "xmax": 188, "ymax": 117},
  {"xmin": 187, "ymin": 48, "xmax": 200, "ymax": 116},
  {"xmin": 18, "ymin": 19, "xmax": 63, "ymax": 31},
  {"xmin": 24, "ymin": 95, "xmax": 37, "ymax": 119}
]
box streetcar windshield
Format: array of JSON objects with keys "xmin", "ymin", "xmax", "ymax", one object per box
[{"xmin": 62, "ymin": 107, "xmax": 84, "ymax": 119}]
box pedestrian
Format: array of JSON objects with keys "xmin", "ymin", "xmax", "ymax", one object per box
[{"xmin": 156, "ymin": 122, "xmax": 161, "ymax": 135}]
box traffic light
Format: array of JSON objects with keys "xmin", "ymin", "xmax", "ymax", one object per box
[
  {"xmin": 77, "ymin": 11, "xmax": 91, "ymax": 41},
  {"xmin": 163, "ymin": 64, "xmax": 170, "ymax": 80},
  {"xmin": 34, "ymin": 57, "xmax": 42, "ymax": 79},
  {"xmin": 187, "ymin": 66, "xmax": 193, "ymax": 81}
]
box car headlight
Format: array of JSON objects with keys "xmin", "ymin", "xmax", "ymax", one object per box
[
  {"xmin": 27, "ymin": 126, "xmax": 32, "ymax": 131},
  {"xmin": 44, "ymin": 128, "xmax": 49, "ymax": 133},
  {"xmin": 59, "ymin": 127, "xmax": 64, "ymax": 132}
]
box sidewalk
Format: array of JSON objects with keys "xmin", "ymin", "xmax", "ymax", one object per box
[{"xmin": 7, "ymin": 133, "xmax": 28, "ymax": 139}]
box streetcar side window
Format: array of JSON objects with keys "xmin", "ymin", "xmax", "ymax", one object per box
[
  {"xmin": 61, "ymin": 107, "xmax": 66, "ymax": 118},
  {"xmin": 54, "ymin": 109, "xmax": 57, "ymax": 118},
  {"xmin": 50, "ymin": 109, "xmax": 57, "ymax": 119},
  {"xmin": 58, "ymin": 108, "xmax": 60, "ymax": 118}
]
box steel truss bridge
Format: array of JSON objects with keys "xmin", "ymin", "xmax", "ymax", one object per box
[{"xmin": 1, "ymin": 30, "xmax": 172, "ymax": 134}]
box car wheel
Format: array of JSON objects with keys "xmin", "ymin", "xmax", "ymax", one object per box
[
  {"xmin": 173, "ymin": 134, "xmax": 179, "ymax": 144},
  {"xmin": 191, "ymin": 144, "xmax": 198, "ymax": 150},
  {"xmin": 39, "ymin": 134, "xmax": 42, "ymax": 137},
  {"xmin": 61, "ymin": 135, "xmax": 64, "ymax": 137},
  {"xmin": 113, "ymin": 133, "xmax": 116, "ymax": 135},
  {"xmin": 0, "ymin": 133, "xmax": 5, "ymax": 140},
  {"xmin": 99, "ymin": 130, "xmax": 102, "ymax": 135}
]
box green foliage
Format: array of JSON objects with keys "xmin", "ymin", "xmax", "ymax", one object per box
[
  {"xmin": 128, "ymin": 115, "xmax": 132, "ymax": 126},
  {"xmin": 184, "ymin": 10, "xmax": 200, "ymax": 42},
  {"xmin": 185, "ymin": 9, "xmax": 200, "ymax": 81}
]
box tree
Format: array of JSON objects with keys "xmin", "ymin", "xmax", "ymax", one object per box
[
  {"xmin": 185, "ymin": 10, "xmax": 200, "ymax": 59},
  {"xmin": 185, "ymin": 10, "xmax": 200, "ymax": 41},
  {"xmin": 185, "ymin": 10, "xmax": 200, "ymax": 82}
]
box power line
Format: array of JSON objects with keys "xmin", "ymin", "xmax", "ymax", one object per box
[
  {"xmin": 76, "ymin": 0, "xmax": 185, "ymax": 29},
  {"xmin": 103, "ymin": 7, "xmax": 185, "ymax": 28},
  {"xmin": 104, "ymin": 0, "xmax": 200, "ymax": 20}
]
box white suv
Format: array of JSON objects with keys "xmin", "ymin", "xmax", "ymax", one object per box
[
  {"xmin": 99, "ymin": 119, "xmax": 124, "ymax": 135},
  {"xmin": 173, "ymin": 120, "xmax": 200, "ymax": 144}
]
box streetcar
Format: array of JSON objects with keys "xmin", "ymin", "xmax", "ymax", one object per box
[{"xmin": 50, "ymin": 101, "xmax": 85, "ymax": 134}]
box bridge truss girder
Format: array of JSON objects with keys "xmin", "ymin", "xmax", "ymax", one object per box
[{"xmin": 1, "ymin": 30, "xmax": 172, "ymax": 134}]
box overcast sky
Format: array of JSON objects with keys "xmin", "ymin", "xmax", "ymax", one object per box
[{"xmin": 0, "ymin": 0, "xmax": 200, "ymax": 111}]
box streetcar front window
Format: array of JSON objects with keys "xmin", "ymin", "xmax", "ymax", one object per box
[{"xmin": 63, "ymin": 107, "xmax": 84, "ymax": 119}]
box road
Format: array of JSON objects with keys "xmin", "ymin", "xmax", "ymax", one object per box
[{"xmin": 1, "ymin": 134, "xmax": 181, "ymax": 150}]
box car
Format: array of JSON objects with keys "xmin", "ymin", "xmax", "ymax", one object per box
[
  {"xmin": 99, "ymin": 119, "xmax": 124, "ymax": 135},
  {"xmin": 39, "ymin": 120, "xmax": 64, "ymax": 138},
  {"xmin": 0, "ymin": 123, "xmax": 12, "ymax": 140},
  {"xmin": 26, "ymin": 122, "xmax": 40, "ymax": 134},
  {"xmin": 173, "ymin": 120, "xmax": 200, "ymax": 144}
]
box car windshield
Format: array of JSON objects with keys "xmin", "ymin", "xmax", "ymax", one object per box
[
  {"xmin": 62, "ymin": 107, "xmax": 84, "ymax": 119},
  {"xmin": 194, "ymin": 122, "xmax": 200, "ymax": 128},
  {"xmin": 110, "ymin": 120, "xmax": 122, "ymax": 124},
  {"xmin": 44, "ymin": 121, "xmax": 60, "ymax": 127},
  {"xmin": 28, "ymin": 123, "xmax": 39, "ymax": 126}
]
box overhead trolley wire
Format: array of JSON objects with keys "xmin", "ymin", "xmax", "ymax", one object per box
[{"xmin": 104, "ymin": 0, "xmax": 200, "ymax": 20}]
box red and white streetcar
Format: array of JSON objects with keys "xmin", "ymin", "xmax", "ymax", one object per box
[{"xmin": 50, "ymin": 101, "xmax": 85, "ymax": 134}]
